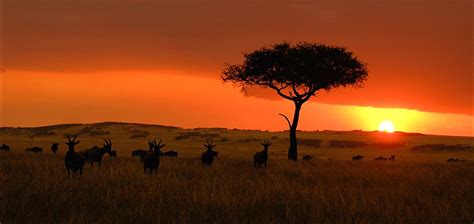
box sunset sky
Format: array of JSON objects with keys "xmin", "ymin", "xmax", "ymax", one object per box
[{"xmin": 1, "ymin": 0, "xmax": 472, "ymax": 136}]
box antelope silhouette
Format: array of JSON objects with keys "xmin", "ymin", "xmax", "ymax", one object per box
[
  {"xmin": 201, "ymin": 141, "xmax": 217, "ymax": 166},
  {"xmin": 132, "ymin": 140, "xmax": 156, "ymax": 163},
  {"xmin": 142, "ymin": 139, "xmax": 165, "ymax": 174},
  {"xmin": 51, "ymin": 142, "xmax": 60, "ymax": 154},
  {"xmin": 352, "ymin": 155, "xmax": 363, "ymax": 160},
  {"xmin": 162, "ymin": 150, "xmax": 178, "ymax": 157},
  {"xmin": 0, "ymin": 144, "xmax": 10, "ymax": 152},
  {"xmin": 64, "ymin": 135, "xmax": 84, "ymax": 177},
  {"xmin": 253, "ymin": 140, "xmax": 271, "ymax": 168},
  {"xmin": 26, "ymin": 147, "xmax": 42, "ymax": 153},
  {"xmin": 388, "ymin": 155, "xmax": 396, "ymax": 161},
  {"xmin": 80, "ymin": 138, "xmax": 113, "ymax": 167}
]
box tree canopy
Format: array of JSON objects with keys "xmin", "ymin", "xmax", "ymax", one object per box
[{"xmin": 222, "ymin": 42, "xmax": 368, "ymax": 104}]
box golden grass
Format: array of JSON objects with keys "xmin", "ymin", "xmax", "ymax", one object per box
[
  {"xmin": 1, "ymin": 153, "xmax": 473, "ymax": 223},
  {"xmin": 0, "ymin": 123, "xmax": 473, "ymax": 223}
]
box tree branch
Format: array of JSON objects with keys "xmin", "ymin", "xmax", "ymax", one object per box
[
  {"xmin": 268, "ymin": 83, "xmax": 294, "ymax": 101},
  {"xmin": 278, "ymin": 113, "xmax": 292, "ymax": 129}
]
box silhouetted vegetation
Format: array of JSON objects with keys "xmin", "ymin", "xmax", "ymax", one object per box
[
  {"xmin": 411, "ymin": 144, "xmax": 472, "ymax": 152},
  {"xmin": 297, "ymin": 139, "xmax": 322, "ymax": 148},
  {"xmin": 329, "ymin": 140, "xmax": 368, "ymax": 148},
  {"xmin": 175, "ymin": 132, "xmax": 220, "ymax": 141},
  {"xmin": 371, "ymin": 142, "xmax": 405, "ymax": 149},
  {"xmin": 222, "ymin": 42, "xmax": 368, "ymax": 160},
  {"xmin": 238, "ymin": 138, "xmax": 261, "ymax": 143},
  {"xmin": 129, "ymin": 130, "xmax": 150, "ymax": 139},
  {"xmin": 219, "ymin": 138, "xmax": 230, "ymax": 142}
]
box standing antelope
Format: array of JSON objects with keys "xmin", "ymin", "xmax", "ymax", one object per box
[
  {"xmin": 132, "ymin": 140, "xmax": 156, "ymax": 163},
  {"xmin": 142, "ymin": 139, "xmax": 165, "ymax": 174},
  {"xmin": 0, "ymin": 144, "xmax": 10, "ymax": 152},
  {"xmin": 80, "ymin": 138, "xmax": 113, "ymax": 167},
  {"xmin": 388, "ymin": 155, "xmax": 396, "ymax": 161},
  {"xmin": 64, "ymin": 135, "xmax": 84, "ymax": 177},
  {"xmin": 51, "ymin": 142, "xmax": 60, "ymax": 154},
  {"xmin": 201, "ymin": 141, "xmax": 218, "ymax": 166},
  {"xmin": 254, "ymin": 140, "xmax": 271, "ymax": 168}
]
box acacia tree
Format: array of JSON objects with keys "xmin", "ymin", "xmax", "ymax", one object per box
[{"xmin": 221, "ymin": 42, "xmax": 368, "ymax": 161}]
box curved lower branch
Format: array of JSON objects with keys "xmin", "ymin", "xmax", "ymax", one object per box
[{"xmin": 278, "ymin": 113, "xmax": 292, "ymax": 129}]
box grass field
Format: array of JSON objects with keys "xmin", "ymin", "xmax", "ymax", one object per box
[{"xmin": 0, "ymin": 122, "xmax": 473, "ymax": 223}]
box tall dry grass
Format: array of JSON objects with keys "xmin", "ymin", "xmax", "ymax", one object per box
[{"xmin": 1, "ymin": 152, "xmax": 473, "ymax": 223}]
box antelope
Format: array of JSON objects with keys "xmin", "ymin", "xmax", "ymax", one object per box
[
  {"xmin": 201, "ymin": 141, "xmax": 217, "ymax": 166},
  {"xmin": 26, "ymin": 147, "xmax": 43, "ymax": 153},
  {"xmin": 253, "ymin": 140, "xmax": 271, "ymax": 168},
  {"xmin": 352, "ymin": 155, "xmax": 363, "ymax": 160},
  {"xmin": 162, "ymin": 151, "xmax": 178, "ymax": 157},
  {"xmin": 447, "ymin": 158, "xmax": 465, "ymax": 162},
  {"xmin": 64, "ymin": 135, "xmax": 84, "ymax": 177},
  {"xmin": 0, "ymin": 144, "xmax": 10, "ymax": 152},
  {"xmin": 388, "ymin": 155, "xmax": 396, "ymax": 161},
  {"xmin": 80, "ymin": 138, "xmax": 113, "ymax": 167},
  {"xmin": 132, "ymin": 140, "xmax": 156, "ymax": 163},
  {"xmin": 51, "ymin": 142, "xmax": 60, "ymax": 154},
  {"xmin": 143, "ymin": 139, "xmax": 165, "ymax": 174},
  {"xmin": 132, "ymin": 149, "xmax": 146, "ymax": 161}
]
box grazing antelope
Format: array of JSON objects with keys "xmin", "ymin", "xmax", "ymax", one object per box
[
  {"xmin": 143, "ymin": 139, "xmax": 165, "ymax": 174},
  {"xmin": 201, "ymin": 141, "xmax": 217, "ymax": 166},
  {"xmin": 302, "ymin": 155, "xmax": 313, "ymax": 161},
  {"xmin": 375, "ymin": 156, "xmax": 387, "ymax": 161},
  {"xmin": 447, "ymin": 158, "xmax": 465, "ymax": 162},
  {"xmin": 352, "ymin": 155, "xmax": 363, "ymax": 161},
  {"xmin": 388, "ymin": 155, "xmax": 396, "ymax": 161},
  {"xmin": 0, "ymin": 144, "xmax": 10, "ymax": 152},
  {"xmin": 253, "ymin": 140, "xmax": 271, "ymax": 168},
  {"xmin": 51, "ymin": 142, "xmax": 60, "ymax": 154},
  {"xmin": 162, "ymin": 150, "xmax": 178, "ymax": 157},
  {"xmin": 26, "ymin": 147, "xmax": 43, "ymax": 153},
  {"xmin": 64, "ymin": 135, "xmax": 84, "ymax": 177},
  {"xmin": 80, "ymin": 138, "xmax": 113, "ymax": 167}
]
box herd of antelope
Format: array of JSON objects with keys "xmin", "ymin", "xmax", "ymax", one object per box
[
  {"xmin": 0, "ymin": 135, "xmax": 271, "ymax": 177},
  {"xmin": 1, "ymin": 136, "xmax": 468, "ymax": 177}
]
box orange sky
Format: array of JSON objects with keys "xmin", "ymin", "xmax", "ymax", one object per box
[{"xmin": 1, "ymin": 0, "xmax": 473, "ymax": 136}]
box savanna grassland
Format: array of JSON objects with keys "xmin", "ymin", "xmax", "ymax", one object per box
[{"xmin": 0, "ymin": 122, "xmax": 473, "ymax": 223}]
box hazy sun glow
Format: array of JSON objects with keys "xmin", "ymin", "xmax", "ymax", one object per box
[{"xmin": 379, "ymin": 120, "xmax": 395, "ymax": 133}]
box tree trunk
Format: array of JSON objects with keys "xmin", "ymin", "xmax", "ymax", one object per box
[{"xmin": 288, "ymin": 102, "xmax": 302, "ymax": 161}]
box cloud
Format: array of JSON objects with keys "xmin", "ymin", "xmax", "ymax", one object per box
[{"xmin": 3, "ymin": 0, "xmax": 472, "ymax": 115}]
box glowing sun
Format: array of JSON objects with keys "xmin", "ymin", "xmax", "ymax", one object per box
[{"xmin": 379, "ymin": 120, "xmax": 395, "ymax": 133}]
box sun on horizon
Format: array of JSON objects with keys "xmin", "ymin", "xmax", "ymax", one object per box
[{"xmin": 379, "ymin": 120, "xmax": 395, "ymax": 133}]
